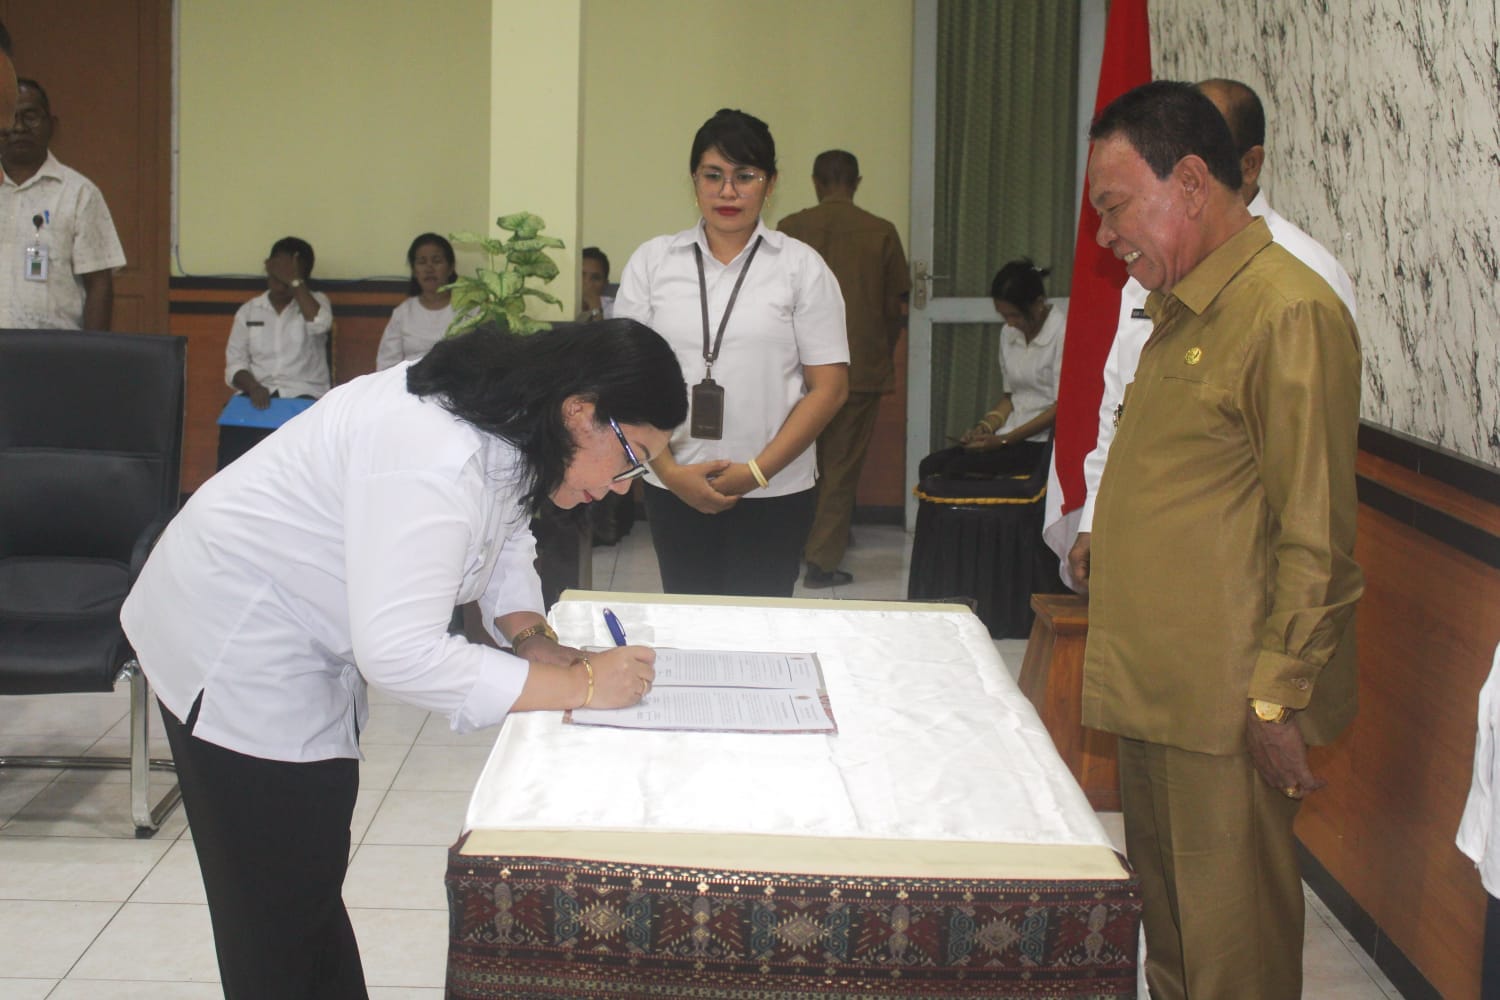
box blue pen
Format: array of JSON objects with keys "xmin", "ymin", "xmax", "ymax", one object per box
[
  {"xmin": 602, "ymin": 608, "xmax": 627, "ymax": 646},
  {"xmin": 43, "ymin": 210, "xmax": 49, "ymax": 226}
]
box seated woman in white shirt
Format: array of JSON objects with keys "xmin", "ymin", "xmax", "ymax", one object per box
[
  {"xmin": 375, "ymin": 232, "xmax": 458, "ymax": 370},
  {"xmin": 122, "ymin": 320, "xmax": 685, "ymax": 1000},
  {"xmin": 918, "ymin": 258, "xmax": 1066, "ymax": 482}
]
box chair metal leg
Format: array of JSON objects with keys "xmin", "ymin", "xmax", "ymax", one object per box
[
  {"xmin": 127, "ymin": 660, "xmax": 181, "ymax": 838},
  {"xmin": 0, "ymin": 661, "xmax": 181, "ymax": 838}
]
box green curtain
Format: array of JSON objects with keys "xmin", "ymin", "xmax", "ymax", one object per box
[{"xmin": 929, "ymin": 0, "xmax": 1080, "ymax": 450}]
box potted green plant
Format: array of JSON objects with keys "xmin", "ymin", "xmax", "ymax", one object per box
[
  {"xmin": 446, "ymin": 211, "xmax": 566, "ymax": 336},
  {"xmin": 444, "ymin": 212, "xmax": 590, "ymax": 599}
]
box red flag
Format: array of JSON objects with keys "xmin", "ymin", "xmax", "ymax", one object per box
[{"xmin": 1044, "ymin": 0, "xmax": 1152, "ymax": 581}]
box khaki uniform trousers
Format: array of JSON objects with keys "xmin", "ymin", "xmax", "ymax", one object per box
[
  {"xmin": 1117, "ymin": 736, "xmax": 1305, "ymax": 999},
  {"xmin": 803, "ymin": 391, "xmax": 883, "ymax": 573}
]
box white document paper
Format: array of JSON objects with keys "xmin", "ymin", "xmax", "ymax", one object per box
[
  {"xmin": 566, "ymin": 648, "xmax": 836, "ymax": 734},
  {"xmin": 651, "ymin": 649, "xmax": 824, "ymax": 689}
]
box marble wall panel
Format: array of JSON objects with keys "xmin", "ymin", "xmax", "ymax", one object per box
[{"xmin": 1152, "ymin": 0, "xmax": 1499, "ymax": 468}]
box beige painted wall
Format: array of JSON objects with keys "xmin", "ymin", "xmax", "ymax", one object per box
[
  {"xmin": 579, "ymin": 0, "xmax": 914, "ymax": 280},
  {"xmin": 176, "ymin": 0, "xmax": 493, "ymax": 279},
  {"xmin": 175, "ymin": 0, "xmax": 915, "ymax": 298}
]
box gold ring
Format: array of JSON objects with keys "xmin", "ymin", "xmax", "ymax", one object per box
[{"xmin": 1283, "ymin": 785, "xmax": 1298, "ymax": 798}]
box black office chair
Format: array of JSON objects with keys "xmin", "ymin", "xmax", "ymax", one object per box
[
  {"xmin": 907, "ymin": 437, "xmax": 1064, "ymax": 638},
  {"xmin": 0, "ymin": 328, "xmax": 186, "ymax": 837}
]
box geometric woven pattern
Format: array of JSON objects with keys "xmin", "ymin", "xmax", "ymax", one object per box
[{"xmin": 446, "ymin": 841, "xmax": 1140, "ymax": 998}]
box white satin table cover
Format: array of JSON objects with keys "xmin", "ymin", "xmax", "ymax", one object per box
[{"xmin": 460, "ymin": 592, "xmax": 1124, "ymax": 881}]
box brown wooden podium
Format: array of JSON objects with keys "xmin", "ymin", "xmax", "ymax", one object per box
[{"xmin": 1017, "ymin": 593, "xmax": 1120, "ymax": 811}]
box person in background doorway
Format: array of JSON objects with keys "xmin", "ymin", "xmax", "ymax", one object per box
[
  {"xmin": 779, "ymin": 149, "xmax": 909, "ymax": 589},
  {"xmin": 918, "ymin": 259, "xmax": 1065, "ymax": 482}
]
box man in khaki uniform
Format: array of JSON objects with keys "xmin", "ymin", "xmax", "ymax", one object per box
[
  {"xmin": 1082, "ymin": 81, "xmax": 1362, "ymax": 998},
  {"xmin": 779, "ymin": 150, "xmax": 909, "ymax": 587}
]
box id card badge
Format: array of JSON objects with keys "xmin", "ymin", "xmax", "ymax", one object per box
[
  {"xmin": 24, "ymin": 244, "xmax": 48, "ymax": 282},
  {"xmin": 690, "ymin": 377, "xmax": 725, "ymax": 439}
]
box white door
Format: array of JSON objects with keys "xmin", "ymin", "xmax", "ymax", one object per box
[{"xmin": 904, "ymin": 0, "xmax": 1105, "ymax": 529}]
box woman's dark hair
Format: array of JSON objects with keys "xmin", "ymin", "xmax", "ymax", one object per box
[
  {"xmin": 406, "ymin": 320, "xmax": 687, "ymax": 513},
  {"xmin": 989, "ymin": 258, "xmax": 1050, "ymax": 308},
  {"xmin": 406, "ymin": 232, "xmax": 458, "ymax": 297},
  {"xmin": 690, "ymin": 108, "xmax": 777, "ymax": 178}
]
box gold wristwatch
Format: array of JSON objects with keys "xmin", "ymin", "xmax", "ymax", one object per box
[
  {"xmin": 1250, "ymin": 698, "xmax": 1292, "ymax": 724},
  {"xmin": 509, "ymin": 621, "xmax": 558, "ymax": 650}
]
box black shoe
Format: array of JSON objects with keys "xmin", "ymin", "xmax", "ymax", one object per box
[{"xmin": 803, "ymin": 567, "xmax": 853, "ymax": 589}]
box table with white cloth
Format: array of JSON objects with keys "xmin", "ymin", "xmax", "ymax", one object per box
[{"xmin": 446, "ymin": 592, "xmax": 1139, "ymax": 999}]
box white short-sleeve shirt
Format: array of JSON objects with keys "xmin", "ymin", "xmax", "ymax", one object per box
[
  {"xmin": 613, "ymin": 219, "xmax": 848, "ymax": 496},
  {"xmin": 0, "ymin": 153, "xmax": 126, "ymax": 329},
  {"xmin": 995, "ymin": 302, "xmax": 1067, "ymax": 442},
  {"xmin": 121, "ymin": 363, "xmax": 545, "ymax": 762},
  {"xmin": 376, "ymin": 296, "xmax": 454, "ymax": 370},
  {"xmin": 224, "ymin": 289, "xmax": 334, "ymax": 398}
]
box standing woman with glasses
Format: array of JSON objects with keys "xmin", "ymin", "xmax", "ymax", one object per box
[{"xmin": 613, "ymin": 108, "xmax": 849, "ymax": 597}]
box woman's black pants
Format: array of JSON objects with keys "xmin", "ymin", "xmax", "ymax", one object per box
[
  {"xmin": 160, "ymin": 699, "xmax": 367, "ymax": 1000},
  {"xmin": 643, "ymin": 484, "xmax": 815, "ymax": 597}
]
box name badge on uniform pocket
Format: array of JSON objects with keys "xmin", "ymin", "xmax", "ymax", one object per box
[{"xmin": 690, "ymin": 378, "xmax": 725, "ymax": 440}]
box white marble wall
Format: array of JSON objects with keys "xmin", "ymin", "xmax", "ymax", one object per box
[{"xmin": 1152, "ymin": 0, "xmax": 1500, "ymax": 468}]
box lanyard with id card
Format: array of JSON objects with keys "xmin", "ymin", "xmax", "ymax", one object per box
[
  {"xmin": 690, "ymin": 236, "xmax": 761, "ymax": 439},
  {"xmin": 24, "ymin": 213, "xmax": 49, "ymax": 282}
]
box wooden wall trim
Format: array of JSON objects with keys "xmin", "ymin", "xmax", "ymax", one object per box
[{"xmin": 1297, "ymin": 449, "xmax": 1500, "ymax": 999}]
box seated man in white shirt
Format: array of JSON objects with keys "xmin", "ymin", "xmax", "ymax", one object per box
[
  {"xmin": 1066, "ymin": 78, "xmax": 1358, "ymax": 590},
  {"xmin": 219, "ymin": 236, "xmax": 333, "ymax": 468}
]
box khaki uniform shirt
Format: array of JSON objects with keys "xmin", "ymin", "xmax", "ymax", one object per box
[
  {"xmin": 0, "ymin": 153, "xmax": 126, "ymax": 329},
  {"xmin": 1082, "ymin": 218, "xmax": 1363, "ymax": 755},
  {"xmin": 779, "ymin": 197, "xmax": 909, "ymax": 393}
]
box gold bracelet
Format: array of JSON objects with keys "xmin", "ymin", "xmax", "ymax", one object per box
[
  {"xmin": 575, "ymin": 656, "xmax": 595, "ymax": 708},
  {"xmin": 509, "ymin": 621, "xmax": 557, "ymax": 651},
  {"xmin": 747, "ymin": 457, "xmax": 770, "ymax": 489}
]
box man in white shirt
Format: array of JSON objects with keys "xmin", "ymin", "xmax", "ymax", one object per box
[
  {"xmin": 1066, "ymin": 79, "xmax": 1358, "ymax": 590},
  {"xmin": 0, "ymin": 78, "xmax": 126, "ymax": 330},
  {"xmin": 219, "ymin": 235, "xmax": 333, "ymax": 467}
]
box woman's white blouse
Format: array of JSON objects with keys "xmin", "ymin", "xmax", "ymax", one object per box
[
  {"xmin": 375, "ymin": 297, "xmax": 454, "ymax": 370},
  {"xmin": 613, "ymin": 219, "xmax": 848, "ymax": 497},
  {"xmin": 121, "ymin": 364, "xmax": 543, "ymax": 763},
  {"xmin": 995, "ymin": 301, "xmax": 1067, "ymax": 442}
]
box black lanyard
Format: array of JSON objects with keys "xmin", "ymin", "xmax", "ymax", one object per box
[{"xmin": 693, "ymin": 235, "xmax": 762, "ymax": 379}]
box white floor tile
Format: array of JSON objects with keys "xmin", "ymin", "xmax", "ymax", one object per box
[
  {"xmin": 350, "ymin": 787, "xmax": 385, "ymax": 845},
  {"xmin": 1, "ymin": 692, "xmax": 129, "ymax": 738},
  {"xmin": 0, "ymin": 836, "xmax": 171, "ymax": 902},
  {"xmin": 362, "ymin": 790, "xmax": 469, "ymax": 846},
  {"xmin": 0, "ymin": 774, "xmax": 188, "ymax": 840},
  {"xmin": 0, "ymin": 778, "xmax": 53, "ymax": 825},
  {"xmin": 0, "ymin": 899, "xmax": 122, "ymax": 978},
  {"xmin": 367, "ymin": 989, "xmax": 445, "ymax": 999},
  {"xmin": 391, "ymin": 745, "xmax": 493, "ymax": 793},
  {"xmin": 359, "ymin": 741, "xmax": 412, "ymax": 791},
  {"xmin": 361, "ymin": 702, "xmax": 433, "ymax": 745},
  {"xmin": 130, "ymin": 838, "xmax": 207, "ymax": 905},
  {"xmin": 54, "ymin": 736, "xmax": 174, "ymax": 784},
  {"xmin": 0, "ymin": 979, "xmax": 56, "ymax": 999},
  {"xmin": 49, "ymin": 981, "xmax": 225, "ymax": 999},
  {"xmin": 70, "ymin": 901, "xmax": 219, "ymax": 983},
  {"xmin": 343, "ymin": 844, "xmax": 451, "ymax": 910},
  {"xmin": 350, "ymin": 907, "xmax": 450, "ymax": 988}
]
